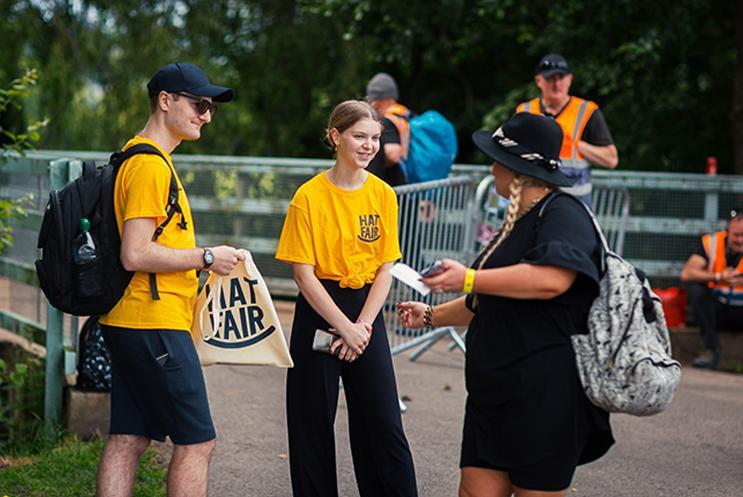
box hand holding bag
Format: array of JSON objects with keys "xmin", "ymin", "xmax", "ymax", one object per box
[{"xmin": 191, "ymin": 250, "xmax": 293, "ymax": 367}]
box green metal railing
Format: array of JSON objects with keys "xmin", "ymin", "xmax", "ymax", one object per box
[
  {"xmin": 0, "ymin": 154, "xmax": 77, "ymax": 425},
  {"xmin": 1, "ymin": 149, "xmax": 741, "ymax": 423}
]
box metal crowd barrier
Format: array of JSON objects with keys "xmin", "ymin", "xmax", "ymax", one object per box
[
  {"xmin": 592, "ymin": 186, "xmax": 631, "ymax": 256},
  {"xmin": 385, "ymin": 176, "xmax": 477, "ymax": 359},
  {"xmin": 474, "ymin": 176, "xmax": 630, "ymax": 256},
  {"xmin": 2, "ymin": 150, "xmax": 737, "ymax": 420},
  {"xmin": 386, "ymin": 176, "xmax": 632, "ymax": 363}
]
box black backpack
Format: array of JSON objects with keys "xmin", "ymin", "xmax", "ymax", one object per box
[
  {"xmin": 35, "ymin": 144, "xmax": 188, "ymax": 316},
  {"xmin": 76, "ymin": 316, "xmax": 111, "ymax": 392}
]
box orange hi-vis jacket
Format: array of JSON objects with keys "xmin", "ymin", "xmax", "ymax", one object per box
[
  {"xmin": 384, "ymin": 103, "xmax": 411, "ymax": 159},
  {"xmin": 516, "ymin": 96, "xmax": 598, "ymax": 203},
  {"xmin": 702, "ymin": 230, "xmax": 743, "ymax": 305}
]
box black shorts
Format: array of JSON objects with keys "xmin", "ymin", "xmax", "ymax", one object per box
[{"xmin": 102, "ymin": 325, "xmax": 215, "ymax": 445}]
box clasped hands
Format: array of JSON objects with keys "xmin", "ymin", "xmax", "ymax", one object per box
[{"xmin": 329, "ymin": 320, "xmax": 372, "ymax": 362}]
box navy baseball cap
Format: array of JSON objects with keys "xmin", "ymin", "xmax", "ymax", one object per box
[
  {"xmin": 147, "ymin": 62, "xmax": 234, "ymax": 102},
  {"xmin": 535, "ymin": 54, "xmax": 570, "ymax": 78}
]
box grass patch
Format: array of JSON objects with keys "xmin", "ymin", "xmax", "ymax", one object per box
[
  {"xmin": 0, "ymin": 436, "xmax": 166, "ymax": 497},
  {"xmin": 721, "ymin": 360, "xmax": 743, "ymax": 374}
]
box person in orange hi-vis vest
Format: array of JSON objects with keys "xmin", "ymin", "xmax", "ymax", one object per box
[
  {"xmin": 680, "ymin": 209, "xmax": 743, "ymax": 369},
  {"xmin": 365, "ymin": 72, "xmax": 409, "ymax": 187},
  {"xmin": 516, "ymin": 54, "xmax": 618, "ymax": 207}
]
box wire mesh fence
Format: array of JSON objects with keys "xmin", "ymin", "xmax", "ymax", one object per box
[
  {"xmin": 385, "ymin": 176, "xmax": 476, "ymax": 355},
  {"xmin": 2, "ymin": 151, "xmax": 742, "ymax": 356}
]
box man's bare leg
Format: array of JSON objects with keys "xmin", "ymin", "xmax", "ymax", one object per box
[
  {"xmin": 96, "ymin": 434, "xmax": 151, "ymax": 497},
  {"xmin": 167, "ymin": 439, "xmax": 216, "ymax": 497}
]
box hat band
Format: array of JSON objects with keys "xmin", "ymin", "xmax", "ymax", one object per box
[{"xmin": 492, "ymin": 128, "xmax": 561, "ymax": 171}]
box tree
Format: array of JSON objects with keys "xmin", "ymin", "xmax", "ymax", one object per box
[
  {"xmin": 734, "ymin": 0, "xmax": 743, "ymax": 175},
  {"xmin": 0, "ymin": 0, "xmax": 738, "ymax": 172},
  {"xmin": 0, "ymin": 69, "xmax": 48, "ymax": 251}
]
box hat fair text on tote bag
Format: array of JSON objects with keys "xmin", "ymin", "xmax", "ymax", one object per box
[{"xmin": 192, "ymin": 250, "xmax": 293, "ymax": 367}]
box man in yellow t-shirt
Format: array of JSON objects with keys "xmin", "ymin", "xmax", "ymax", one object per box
[{"xmin": 96, "ymin": 62, "xmax": 244, "ymax": 497}]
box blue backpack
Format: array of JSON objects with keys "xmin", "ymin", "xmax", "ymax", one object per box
[{"xmin": 388, "ymin": 109, "xmax": 458, "ymax": 183}]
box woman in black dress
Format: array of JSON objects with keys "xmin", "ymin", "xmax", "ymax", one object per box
[{"xmin": 398, "ymin": 112, "xmax": 613, "ymax": 497}]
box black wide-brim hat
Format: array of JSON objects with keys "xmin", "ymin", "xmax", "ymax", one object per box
[{"xmin": 472, "ymin": 112, "xmax": 573, "ymax": 187}]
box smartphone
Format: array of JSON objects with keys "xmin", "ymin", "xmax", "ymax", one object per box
[
  {"xmin": 419, "ymin": 260, "xmax": 445, "ymax": 278},
  {"xmin": 312, "ymin": 329, "xmax": 341, "ymax": 356}
]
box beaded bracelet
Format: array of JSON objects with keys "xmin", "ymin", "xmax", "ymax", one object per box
[{"xmin": 423, "ymin": 305, "xmax": 434, "ymax": 329}]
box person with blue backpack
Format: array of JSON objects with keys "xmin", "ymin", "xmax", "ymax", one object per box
[
  {"xmin": 365, "ymin": 72, "xmax": 409, "ymax": 186},
  {"xmin": 366, "ymin": 72, "xmax": 457, "ymax": 185}
]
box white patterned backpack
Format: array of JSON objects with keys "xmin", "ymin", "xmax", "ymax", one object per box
[{"xmin": 541, "ymin": 194, "xmax": 682, "ymax": 416}]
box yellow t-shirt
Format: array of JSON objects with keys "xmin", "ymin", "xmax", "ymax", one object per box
[
  {"xmin": 99, "ymin": 136, "xmax": 198, "ymax": 330},
  {"xmin": 275, "ymin": 172, "xmax": 401, "ymax": 288}
]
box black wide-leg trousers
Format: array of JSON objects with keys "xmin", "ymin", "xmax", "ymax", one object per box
[{"xmin": 286, "ymin": 280, "xmax": 418, "ymax": 497}]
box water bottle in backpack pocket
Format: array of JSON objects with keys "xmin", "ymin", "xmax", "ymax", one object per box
[
  {"xmin": 36, "ymin": 144, "xmax": 179, "ymax": 316},
  {"xmin": 72, "ymin": 217, "xmax": 105, "ymax": 300}
]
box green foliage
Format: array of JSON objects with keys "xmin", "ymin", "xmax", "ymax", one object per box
[
  {"xmin": 0, "ymin": 436, "xmax": 167, "ymax": 497},
  {"xmin": 0, "ymin": 194, "xmax": 33, "ymax": 253},
  {"xmin": 0, "ymin": 352, "xmax": 46, "ymax": 453},
  {"xmin": 0, "ymin": 69, "xmax": 49, "ymax": 154},
  {"xmin": 0, "ymin": 68, "xmax": 46, "ymax": 252},
  {"xmin": 0, "ymin": 0, "xmax": 737, "ymax": 171},
  {"xmin": 213, "ymin": 169, "xmax": 239, "ymax": 200}
]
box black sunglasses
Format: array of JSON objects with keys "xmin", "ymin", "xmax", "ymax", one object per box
[{"xmin": 174, "ymin": 92, "xmax": 218, "ymax": 115}]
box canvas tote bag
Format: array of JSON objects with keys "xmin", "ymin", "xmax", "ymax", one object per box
[{"xmin": 191, "ymin": 250, "xmax": 293, "ymax": 367}]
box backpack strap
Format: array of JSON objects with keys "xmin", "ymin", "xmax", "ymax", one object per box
[
  {"xmin": 112, "ymin": 143, "xmax": 187, "ymax": 301},
  {"xmin": 384, "ymin": 106, "xmax": 412, "ymax": 160},
  {"xmin": 82, "ymin": 160, "xmax": 97, "ymax": 178},
  {"xmin": 76, "ymin": 160, "xmax": 102, "ymax": 225},
  {"xmin": 537, "ymin": 191, "xmax": 609, "ymax": 275}
]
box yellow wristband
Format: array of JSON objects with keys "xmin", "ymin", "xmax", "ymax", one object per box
[{"xmin": 463, "ymin": 269, "xmax": 476, "ymax": 294}]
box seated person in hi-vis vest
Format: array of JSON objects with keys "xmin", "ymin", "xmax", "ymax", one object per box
[
  {"xmin": 681, "ymin": 209, "xmax": 743, "ymax": 369},
  {"xmin": 516, "ymin": 53, "xmax": 618, "ymax": 207}
]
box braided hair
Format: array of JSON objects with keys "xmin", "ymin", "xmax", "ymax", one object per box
[
  {"xmin": 469, "ymin": 173, "xmax": 553, "ymax": 308},
  {"xmin": 476, "ymin": 175, "xmax": 524, "ymax": 271}
]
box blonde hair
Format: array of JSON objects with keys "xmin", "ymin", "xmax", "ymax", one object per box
[{"xmin": 324, "ymin": 99, "xmax": 381, "ymax": 150}]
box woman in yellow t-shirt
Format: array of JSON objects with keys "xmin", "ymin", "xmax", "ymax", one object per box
[{"xmin": 276, "ymin": 100, "xmax": 418, "ymax": 497}]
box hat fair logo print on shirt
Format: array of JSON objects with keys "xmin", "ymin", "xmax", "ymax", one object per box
[
  {"xmin": 205, "ymin": 277, "xmax": 276, "ymax": 348},
  {"xmin": 358, "ymin": 213, "xmax": 381, "ymax": 243}
]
